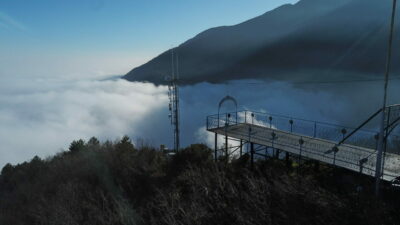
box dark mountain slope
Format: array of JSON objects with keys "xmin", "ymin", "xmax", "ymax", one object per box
[
  {"xmin": 221, "ymin": 0, "xmax": 398, "ymax": 82},
  {"xmin": 124, "ymin": 0, "xmax": 399, "ymax": 84}
]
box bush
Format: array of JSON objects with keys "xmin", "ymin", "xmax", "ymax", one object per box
[
  {"xmin": 1, "ymin": 138, "xmax": 399, "ymax": 225},
  {"xmin": 168, "ymin": 144, "xmax": 213, "ymax": 176}
]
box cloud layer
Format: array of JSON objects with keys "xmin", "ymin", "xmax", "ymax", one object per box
[
  {"xmin": 0, "ymin": 78, "xmax": 169, "ymax": 167},
  {"xmin": 0, "ymin": 77, "xmax": 399, "ymax": 168}
]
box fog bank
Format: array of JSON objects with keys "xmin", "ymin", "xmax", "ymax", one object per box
[{"xmin": 0, "ymin": 77, "xmax": 399, "ymax": 168}]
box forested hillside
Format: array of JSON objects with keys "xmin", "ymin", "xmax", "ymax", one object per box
[{"xmin": 0, "ymin": 137, "xmax": 399, "ymax": 225}]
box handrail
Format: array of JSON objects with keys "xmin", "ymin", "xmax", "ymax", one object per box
[
  {"xmin": 208, "ymin": 108, "xmax": 400, "ymax": 143},
  {"xmin": 208, "ymin": 110, "xmax": 378, "ymax": 133},
  {"xmin": 207, "ymin": 108, "xmax": 400, "ymax": 181},
  {"xmin": 338, "ymin": 108, "xmax": 383, "ymax": 145},
  {"xmin": 387, "ymin": 122, "xmax": 400, "ymax": 137}
]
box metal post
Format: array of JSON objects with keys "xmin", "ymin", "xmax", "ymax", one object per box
[
  {"xmin": 381, "ymin": 108, "xmax": 392, "ymax": 179},
  {"xmin": 285, "ymin": 152, "xmax": 290, "ymax": 167},
  {"xmin": 333, "ymin": 152, "xmax": 336, "ymax": 166},
  {"xmin": 271, "ymin": 132, "xmax": 276, "ymax": 158},
  {"xmin": 225, "ymin": 135, "xmax": 228, "ymax": 158},
  {"xmin": 248, "ymin": 126, "xmax": 251, "ymax": 149},
  {"xmin": 359, "ymin": 158, "xmax": 368, "ymax": 174},
  {"xmin": 376, "ymin": 0, "xmax": 397, "ymax": 196},
  {"xmin": 299, "ymin": 145, "xmax": 302, "ymax": 163},
  {"xmin": 236, "ymin": 112, "xmax": 238, "ymax": 124},
  {"xmin": 360, "ymin": 161, "xmax": 364, "ymax": 174},
  {"xmin": 313, "ymin": 122, "xmax": 317, "ymax": 138},
  {"xmin": 290, "ymin": 119, "xmax": 293, "ymax": 133},
  {"xmin": 298, "ymin": 139, "xmax": 304, "ymax": 174},
  {"xmin": 289, "ymin": 120, "xmax": 294, "ymax": 166},
  {"xmin": 332, "ymin": 146, "xmax": 339, "ymax": 166},
  {"xmin": 225, "ymin": 115, "xmax": 228, "ymax": 159},
  {"xmin": 214, "ymin": 133, "xmax": 218, "ymax": 162},
  {"xmin": 269, "ymin": 116, "xmax": 273, "ymax": 129},
  {"xmin": 299, "ymin": 138, "xmax": 304, "ymax": 165},
  {"xmin": 174, "ymin": 79, "xmax": 180, "ymax": 152},
  {"xmin": 251, "ymin": 142, "xmax": 254, "ymax": 170},
  {"xmin": 239, "ymin": 140, "xmax": 243, "ymax": 157},
  {"xmin": 341, "ymin": 129, "xmax": 347, "ymax": 141}
]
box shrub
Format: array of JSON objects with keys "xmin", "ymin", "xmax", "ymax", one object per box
[
  {"xmin": 1, "ymin": 138, "xmax": 400, "ymax": 225},
  {"xmin": 168, "ymin": 144, "xmax": 213, "ymax": 176}
]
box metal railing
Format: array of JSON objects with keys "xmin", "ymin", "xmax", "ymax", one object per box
[
  {"xmin": 207, "ymin": 110, "xmax": 400, "ymax": 154},
  {"xmin": 207, "ymin": 110, "xmax": 400, "ymax": 181}
]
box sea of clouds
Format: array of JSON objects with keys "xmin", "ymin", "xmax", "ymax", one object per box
[{"xmin": 0, "ymin": 76, "xmax": 399, "ymax": 168}]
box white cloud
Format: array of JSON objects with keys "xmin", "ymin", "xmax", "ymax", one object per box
[
  {"xmin": 0, "ymin": 77, "xmax": 399, "ymax": 169},
  {"xmin": 0, "ymin": 78, "xmax": 169, "ymax": 167}
]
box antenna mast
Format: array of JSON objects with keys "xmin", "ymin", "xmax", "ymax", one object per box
[
  {"xmin": 375, "ymin": 0, "xmax": 397, "ymax": 195},
  {"xmin": 167, "ymin": 49, "xmax": 180, "ymax": 151}
]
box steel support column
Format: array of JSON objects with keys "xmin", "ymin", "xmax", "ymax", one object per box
[
  {"xmin": 214, "ymin": 133, "xmax": 218, "ymax": 162},
  {"xmin": 375, "ymin": 0, "xmax": 397, "ymax": 196},
  {"xmin": 250, "ymin": 142, "xmax": 254, "ymax": 170},
  {"xmin": 285, "ymin": 152, "xmax": 290, "ymax": 167},
  {"xmin": 275, "ymin": 149, "xmax": 280, "ymax": 159},
  {"xmin": 240, "ymin": 139, "xmax": 243, "ymax": 157},
  {"xmin": 314, "ymin": 161, "xmax": 320, "ymax": 172},
  {"xmin": 225, "ymin": 134, "xmax": 228, "ymax": 157}
]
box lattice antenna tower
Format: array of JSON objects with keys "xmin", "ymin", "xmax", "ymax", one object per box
[{"xmin": 166, "ymin": 48, "xmax": 180, "ymax": 151}]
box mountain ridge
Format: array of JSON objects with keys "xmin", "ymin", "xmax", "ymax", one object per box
[{"xmin": 124, "ymin": 0, "xmax": 400, "ymax": 85}]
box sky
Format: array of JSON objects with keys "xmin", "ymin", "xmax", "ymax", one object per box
[
  {"xmin": 0, "ymin": 0, "xmax": 298, "ymax": 79},
  {"xmin": 0, "ymin": 0, "xmax": 310, "ymax": 167},
  {"xmin": 1, "ymin": 0, "xmax": 398, "ymax": 168}
]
